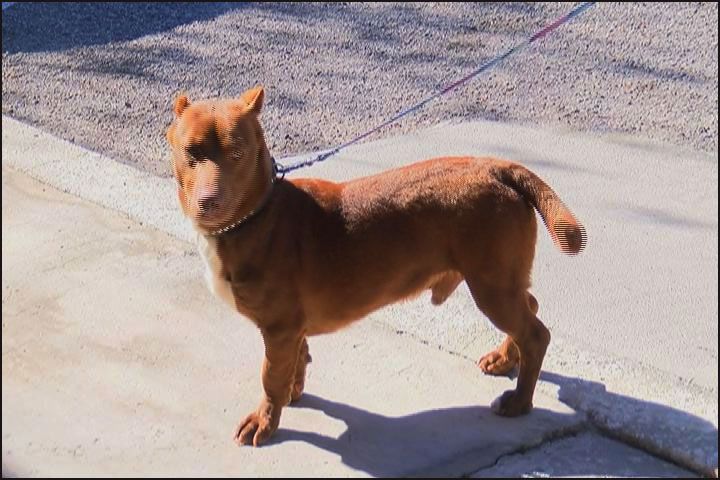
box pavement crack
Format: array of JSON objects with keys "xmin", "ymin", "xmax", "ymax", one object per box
[
  {"xmin": 459, "ymin": 424, "xmax": 590, "ymax": 478},
  {"xmin": 387, "ymin": 324, "xmax": 476, "ymax": 363}
]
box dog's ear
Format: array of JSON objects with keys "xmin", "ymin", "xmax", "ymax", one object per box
[
  {"xmin": 173, "ymin": 94, "xmax": 191, "ymax": 117},
  {"xmin": 240, "ymin": 86, "xmax": 264, "ymax": 114}
]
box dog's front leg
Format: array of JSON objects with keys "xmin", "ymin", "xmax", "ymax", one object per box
[{"xmin": 234, "ymin": 326, "xmax": 305, "ymax": 447}]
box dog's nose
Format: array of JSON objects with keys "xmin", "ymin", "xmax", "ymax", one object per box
[{"xmin": 197, "ymin": 191, "xmax": 220, "ymax": 212}]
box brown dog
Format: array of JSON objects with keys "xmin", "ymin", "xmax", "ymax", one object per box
[{"xmin": 165, "ymin": 86, "xmax": 586, "ymax": 447}]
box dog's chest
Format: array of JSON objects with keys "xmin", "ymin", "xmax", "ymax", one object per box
[{"xmin": 197, "ymin": 234, "xmax": 237, "ymax": 310}]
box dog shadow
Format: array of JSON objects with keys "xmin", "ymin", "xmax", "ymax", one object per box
[
  {"xmin": 271, "ymin": 393, "xmax": 578, "ymax": 477},
  {"xmin": 269, "ymin": 371, "xmax": 718, "ymax": 477}
]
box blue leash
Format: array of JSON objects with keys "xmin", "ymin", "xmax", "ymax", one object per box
[{"xmin": 274, "ymin": 2, "xmax": 596, "ymax": 178}]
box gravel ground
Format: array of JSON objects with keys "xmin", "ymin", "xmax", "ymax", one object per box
[{"xmin": 2, "ymin": 2, "xmax": 717, "ymax": 177}]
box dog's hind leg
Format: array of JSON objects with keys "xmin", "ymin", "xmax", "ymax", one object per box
[
  {"xmin": 477, "ymin": 292, "xmax": 538, "ymax": 375},
  {"xmin": 291, "ymin": 337, "xmax": 312, "ymax": 402},
  {"xmin": 465, "ymin": 281, "xmax": 549, "ymax": 416}
]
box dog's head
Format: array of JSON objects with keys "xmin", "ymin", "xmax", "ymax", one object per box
[{"xmin": 166, "ymin": 86, "xmax": 272, "ymax": 233}]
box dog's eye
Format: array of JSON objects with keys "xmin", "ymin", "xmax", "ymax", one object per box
[{"xmin": 185, "ymin": 146, "xmax": 202, "ymax": 167}]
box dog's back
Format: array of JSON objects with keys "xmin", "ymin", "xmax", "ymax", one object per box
[{"xmin": 277, "ymin": 156, "xmax": 585, "ymax": 331}]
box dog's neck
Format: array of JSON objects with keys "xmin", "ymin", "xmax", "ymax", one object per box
[{"xmin": 205, "ymin": 146, "xmax": 276, "ymax": 237}]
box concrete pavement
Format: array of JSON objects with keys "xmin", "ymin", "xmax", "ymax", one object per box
[
  {"xmin": 2, "ymin": 114, "xmax": 716, "ymax": 476},
  {"xmin": 2, "ymin": 165, "xmax": 696, "ymax": 478}
]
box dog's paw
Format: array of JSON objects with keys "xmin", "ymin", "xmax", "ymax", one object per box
[
  {"xmin": 490, "ymin": 390, "xmax": 532, "ymax": 417},
  {"xmin": 233, "ymin": 408, "xmax": 279, "ymax": 447},
  {"xmin": 477, "ymin": 351, "xmax": 517, "ymax": 376}
]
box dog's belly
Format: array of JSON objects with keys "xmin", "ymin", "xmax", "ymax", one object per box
[
  {"xmin": 197, "ymin": 234, "xmax": 237, "ymax": 310},
  {"xmin": 303, "ymin": 268, "xmax": 456, "ymax": 336}
]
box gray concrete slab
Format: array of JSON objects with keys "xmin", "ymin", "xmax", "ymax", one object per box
[
  {"xmin": 2, "ymin": 167, "xmax": 585, "ymax": 477},
  {"xmin": 3, "ymin": 114, "xmax": 717, "ymax": 476},
  {"xmin": 1, "ymin": 116, "xmax": 190, "ymax": 244},
  {"xmin": 5, "ymin": 115, "xmax": 717, "ymax": 393}
]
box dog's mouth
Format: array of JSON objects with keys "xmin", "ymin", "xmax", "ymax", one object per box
[{"xmin": 195, "ymin": 207, "xmax": 230, "ymax": 228}]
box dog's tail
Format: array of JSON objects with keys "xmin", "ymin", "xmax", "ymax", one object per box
[{"xmin": 498, "ymin": 163, "xmax": 587, "ymax": 255}]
